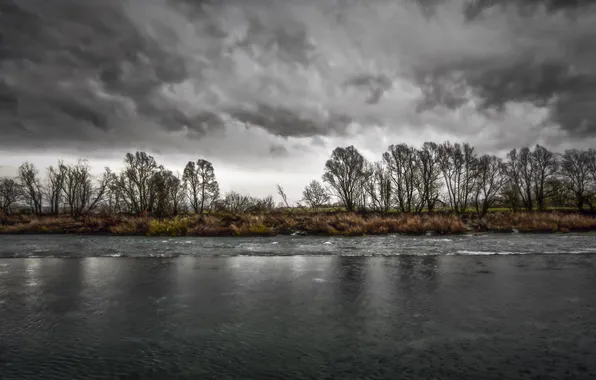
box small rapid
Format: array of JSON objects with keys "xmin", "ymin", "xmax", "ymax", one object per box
[{"xmin": 0, "ymin": 233, "xmax": 595, "ymax": 258}]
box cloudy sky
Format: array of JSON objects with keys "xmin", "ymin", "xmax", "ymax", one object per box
[{"xmin": 1, "ymin": 0, "xmax": 596, "ymax": 202}]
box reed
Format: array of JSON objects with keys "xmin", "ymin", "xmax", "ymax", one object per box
[{"xmin": 1, "ymin": 211, "xmax": 595, "ymax": 236}]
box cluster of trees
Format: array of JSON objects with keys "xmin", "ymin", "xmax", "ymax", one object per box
[
  {"xmin": 2, "ymin": 142, "xmax": 596, "ymax": 218},
  {"xmin": 1, "ymin": 153, "xmax": 212, "ymax": 217},
  {"xmin": 314, "ymin": 143, "xmax": 596, "ymax": 215}
]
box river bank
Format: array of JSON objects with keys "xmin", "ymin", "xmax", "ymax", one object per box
[{"xmin": 1, "ymin": 211, "xmax": 595, "ymax": 237}]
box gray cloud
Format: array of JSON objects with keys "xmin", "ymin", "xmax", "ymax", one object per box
[
  {"xmin": 344, "ymin": 74, "xmax": 393, "ymax": 104},
  {"xmin": 1, "ymin": 0, "xmax": 596, "ymax": 159},
  {"xmin": 416, "ymin": 0, "xmax": 596, "ymax": 136}
]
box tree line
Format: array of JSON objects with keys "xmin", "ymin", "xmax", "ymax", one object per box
[
  {"xmin": 1, "ymin": 142, "xmax": 596, "ymax": 217},
  {"xmin": 317, "ymin": 143, "xmax": 596, "ymax": 216}
]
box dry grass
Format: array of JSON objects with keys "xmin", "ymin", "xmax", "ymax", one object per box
[
  {"xmin": 0, "ymin": 211, "xmax": 594, "ymax": 236},
  {"xmin": 475, "ymin": 212, "xmax": 596, "ymax": 233}
]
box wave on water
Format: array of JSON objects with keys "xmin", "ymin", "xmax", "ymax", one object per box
[{"xmin": 454, "ymin": 250, "xmax": 520, "ymax": 256}]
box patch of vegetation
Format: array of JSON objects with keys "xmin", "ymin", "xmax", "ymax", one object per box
[{"xmin": 1, "ymin": 211, "xmax": 595, "ymax": 236}]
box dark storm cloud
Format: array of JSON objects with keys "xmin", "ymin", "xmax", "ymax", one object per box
[
  {"xmin": 344, "ymin": 74, "xmax": 393, "ymax": 104},
  {"xmin": 0, "ymin": 0, "xmax": 215, "ymax": 149},
  {"xmin": 463, "ymin": 0, "xmax": 595, "ymax": 19},
  {"xmin": 230, "ymin": 104, "xmax": 352, "ymax": 137},
  {"xmin": 2, "ymin": 0, "xmax": 596, "ymax": 155},
  {"xmin": 415, "ymin": 0, "xmax": 596, "ymax": 136}
]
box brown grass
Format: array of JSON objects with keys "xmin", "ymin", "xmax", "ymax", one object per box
[
  {"xmin": 472, "ymin": 212, "xmax": 596, "ymax": 233},
  {"xmin": 0, "ymin": 211, "xmax": 594, "ymax": 236}
]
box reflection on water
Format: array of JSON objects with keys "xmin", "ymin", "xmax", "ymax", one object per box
[{"xmin": 2, "ymin": 255, "xmax": 596, "ymax": 379}]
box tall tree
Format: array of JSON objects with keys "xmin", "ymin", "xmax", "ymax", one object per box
[
  {"xmin": 0, "ymin": 178, "xmax": 22, "ymax": 215},
  {"xmin": 365, "ymin": 161, "xmax": 392, "ymax": 213},
  {"xmin": 183, "ymin": 159, "xmax": 219, "ymax": 215},
  {"xmin": 531, "ymin": 145, "xmax": 559, "ymax": 211},
  {"xmin": 46, "ymin": 161, "xmax": 67, "ymax": 215},
  {"xmin": 383, "ymin": 144, "xmax": 422, "ymax": 213},
  {"xmin": 116, "ymin": 152, "xmax": 159, "ymax": 214},
  {"xmin": 322, "ymin": 146, "xmax": 368, "ymax": 212},
  {"xmin": 416, "ymin": 142, "xmax": 442, "ymax": 213},
  {"xmin": 506, "ymin": 147, "xmax": 534, "ymax": 211},
  {"xmin": 438, "ymin": 142, "xmax": 477, "ymax": 213},
  {"xmin": 166, "ymin": 171, "xmax": 185, "ymax": 216},
  {"xmin": 560, "ymin": 149, "xmax": 592, "ymax": 211},
  {"xmin": 474, "ymin": 155, "xmax": 506, "ymax": 217},
  {"xmin": 18, "ymin": 162, "xmax": 43, "ymax": 215},
  {"xmin": 61, "ymin": 160, "xmax": 112, "ymax": 217}
]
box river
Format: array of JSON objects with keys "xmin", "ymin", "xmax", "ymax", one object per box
[{"xmin": 1, "ymin": 234, "xmax": 596, "ymax": 379}]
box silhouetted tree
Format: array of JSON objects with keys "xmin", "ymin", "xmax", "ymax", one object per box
[
  {"xmin": 438, "ymin": 142, "xmax": 477, "ymax": 213},
  {"xmin": 506, "ymin": 147, "xmax": 533, "ymax": 211},
  {"xmin": 46, "ymin": 161, "xmax": 67, "ymax": 215},
  {"xmin": 531, "ymin": 145, "xmax": 559, "ymax": 211},
  {"xmin": 417, "ymin": 142, "xmax": 442, "ymax": 213},
  {"xmin": 0, "ymin": 178, "xmax": 22, "ymax": 215},
  {"xmin": 365, "ymin": 162, "xmax": 392, "ymax": 213},
  {"xmin": 474, "ymin": 155, "xmax": 506, "ymax": 217},
  {"xmin": 560, "ymin": 149, "xmax": 592, "ymax": 211},
  {"xmin": 61, "ymin": 160, "xmax": 112, "ymax": 217},
  {"xmin": 18, "ymin": 162, "xmax": 43, "ymax": 215},
  {"xmin": 383, "ymin": 144, "xmax": 422, "ymax": 212},
  {"xmin": 183, "ymin": 159, "xmax": 219, "ymax": 215},
  {"xmin": 116, "ymin": 152, "xmax": 159, "ymax": 214},
  {"xmin": 323, "ymin": 146, "xmax": 368, "ymax": 212}
]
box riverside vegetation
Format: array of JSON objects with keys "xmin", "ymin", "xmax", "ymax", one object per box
[
  {"xmin": 1, "ymin": 211, "xmax": 596, "ymax": 237},
  {"xmin": 1, "ymin": 141, "xmax": 596, "ymax": 236}
]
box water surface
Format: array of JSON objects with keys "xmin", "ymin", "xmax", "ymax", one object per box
[
  {"xmin": 1, "ymin": 233, "xmax": 596, "ymax": 258},
  {"xmin": 1, "ymin": 235, "xmax": 596, "ymax": 379}
]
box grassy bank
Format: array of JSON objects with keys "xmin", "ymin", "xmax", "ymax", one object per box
[{"xmin": 1, "ymin": 212, "xmax": 595, "ymax": 237}]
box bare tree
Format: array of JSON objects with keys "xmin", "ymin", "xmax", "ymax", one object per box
[
  {"xmin": 589, "ymin": 149, "xmax": 596, "ymax": 182},
  {"xmin": 474, "ymin": 155, "xmax": 506, "ymax": 217},
  {"xmin": 417, "ymin": 142, "xmax": 442, "ymax": 213},
  {"xmin": 276, "ymin": 184, "xmax": 290, "ymax": 208},
  {"xmin": 560, "ymin": 149, "xmax": 592, "ymax": 211},
  {"xmin": 83, "ymin": 167, "xmax": 114, "ymax": 215},
  {"xmin": 248, "ymin": 195, "xmax": 276, "ymax": 213},
  {"xmin": 18, "ymin": 162, "xmax": 43, "ymax": 215},
  {"xmin": 531, "ymin": 145, "xmax": 559, "ymax": 211},
  {"xmin": 183, "ymin": 159, "xmax": 219, "ymax": 216},
  {"xmin": 61, "ymin": 160, "xmax": 110, "ymax": 217},
  {"xmin": 102, "ymin": 171, "xmax": 126, "ymax": 216},
  {"xmin": 167, "ymin": 171, "xmax": 186, "ymax": 216},
  {"xmin": 63, "ymin": 160, "xmax": 89, "ymax": 216},
  {"xmin": 438, "ymin": 142, "xmax": 477, "ymax": 213},
  {"xmin": 365, "ymin": 162, "xmax": 391, "ymax": 213},
  {"xmin": 383, "ymin": 144, "xmax": 422, "ymax": 212},
  {"xmin": 323, "ymin": 146, "xmax": 368, "ymax": 212},
  {"xmin": 219, "ymin": 191, "xmax": 250, "ymax": 214},
  {"xmin": 0, "ymin": 178, "xmax": 22, "ymax": 215},
  {"xmin": 46, "ymin": 161, "xmax": 67, "ymax": 215},
  {"xmin": 302, "ymin": 180, "xmax": 331, "ymax": 211},
  {"xmin": 116, "ymin": 152, "xmax": 159, "ymax": 214},
  {"xmin": 501, "ymin": 180, "xmax": 521, "ymax": 212},
  {"xmin": 506, "ymin": 147, "xmax": 534, "ymax": 211}
]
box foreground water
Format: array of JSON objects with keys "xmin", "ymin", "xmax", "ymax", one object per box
[{"xmin": 1, "ymin": 235, "xmax": 596, "ymax": 379}]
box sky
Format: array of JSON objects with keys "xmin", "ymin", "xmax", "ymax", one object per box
[{"xmin": 1, "ymin": 0, "xmax": 596, "ymax": 203}]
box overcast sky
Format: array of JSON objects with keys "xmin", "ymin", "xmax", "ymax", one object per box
[{"xmin": 1, "ymin": 0, "xmax": 596, "ymax": 202}]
